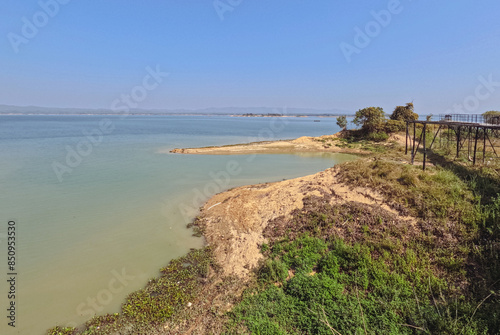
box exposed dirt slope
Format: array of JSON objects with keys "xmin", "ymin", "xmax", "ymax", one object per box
[{"xmin": 195, "ymin": 165, "xmax": 415, "ymax": 279}]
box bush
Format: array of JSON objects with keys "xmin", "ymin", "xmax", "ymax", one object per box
[
  {"xmin": 284, "ymin": 272, "xmax": 343, "ymax": 302},
  {"xmin": 385, "ymin": 120, "xmax": 405, "ymax": 133},
  {"xmin": 280, "ymin": 235, "xmax": 328, "ymax": 272},
  {"xmin": 366, "ymin": 131, "xmax": 389, "ymax": 142},
  {"xmin": 258, "ymin": 259, "xmax": 288, "ymax": 283}
]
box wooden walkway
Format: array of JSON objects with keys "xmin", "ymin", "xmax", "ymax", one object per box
[{"xmin": 406, "ymin": 115, "xmax": 500, "ymax": 170}]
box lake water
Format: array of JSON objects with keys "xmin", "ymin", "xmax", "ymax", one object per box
[{"xmin": 0, "ymin": 114, "xmax": 355, "ymax": 334}]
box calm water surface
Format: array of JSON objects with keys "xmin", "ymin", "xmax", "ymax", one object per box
[{"xmin": 0, "ymin": 115, "xmax": 356, "ymax": 334}]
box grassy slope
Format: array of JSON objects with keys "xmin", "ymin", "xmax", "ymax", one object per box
[
  {"xmin": 226, "ymin": 136, "xmax": 500, "ymax": 335},
  {"xmin": 47, "ymin": 133, "xmax": 500, "ymax": 335}
]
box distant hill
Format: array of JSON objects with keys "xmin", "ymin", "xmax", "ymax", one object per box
[
  {"xmin": 0, "ymin": 105, "xmax": 108, "ymax": 114},
  {"xmin": 0, "ymin": 104, "xmax": 353, "ymax": 116}
]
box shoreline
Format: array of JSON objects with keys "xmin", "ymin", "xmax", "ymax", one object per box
[
  {"xmin": 48, "ymin": 131, "xmax": 408, "ymax": 334},
  {"xmin": 47, "ymin": 129, "xmax": 500, "ymax": 334},
  {"xmin": 166, "ymin": 134, "xmax": 369, "ymax": 156},
  {"xmin": 167, "ymin": 132, "xmax": 399, "ymax": 278},
  {"xmin": 193, "ymin": 163, "xmax": 414, "ymax": 280}
]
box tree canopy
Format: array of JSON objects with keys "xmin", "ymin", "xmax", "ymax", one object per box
[
  {"xmin": 390, "ymin": 102, "xmax": 418, "ymax": 122},
  {"xmin": 336, "ymin": 115, "xmax": 347, "ymax": 130},
  {"xmin": 353, "ymin": 106, "xmax": 386, "ymax": 133}
]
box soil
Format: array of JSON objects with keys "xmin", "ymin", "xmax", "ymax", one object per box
[{"xmin": 194, "ymin": 165, "xmax": 416, "ymax": 279}]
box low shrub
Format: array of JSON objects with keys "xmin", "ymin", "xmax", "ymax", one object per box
[
  {"xmin": 366, "ymin": 131, "xmax": 389, "ymax": 142},
  {"xmin": 46, "ymin": 327, "xmax": 76, "ymax": 335},
  {"xmin": 230, "ymin": 237, "xmax": 487, "ymax": 334},
  {"xmin": 385, "ymin": 119, "xmax": 405, "ymax": 133},
  {"xmin": 258, "ymin": 259, "xmax": 288, "ymax": 283}
]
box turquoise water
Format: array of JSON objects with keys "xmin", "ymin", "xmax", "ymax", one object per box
[{"xmin": 0, "ymin": 115, "xmax": 355, "ymax": 334}]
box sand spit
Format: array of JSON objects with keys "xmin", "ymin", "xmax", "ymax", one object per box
[
  {"xmin": 195, "ymin": 165, "xmax": 415, "ymax": 279},
  {"xmin": 166, "ymin": 135, "xmax": 367, "ymax": 155}
]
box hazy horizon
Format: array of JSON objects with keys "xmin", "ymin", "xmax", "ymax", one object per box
[
  {"xmin": 0, "ymin": 104, "xmax": 353, "ymax": 115},
  {"xmin": 2, "ymin": 1, "xmax": 499, "ymax": 115}
]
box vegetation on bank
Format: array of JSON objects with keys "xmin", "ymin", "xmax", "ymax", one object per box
[
  {"xmin": 47, "ymin": 248, "xmax": 218, "ymax": 335},
  {"xmin": 48, "ymin": 106, "xmax": 499, "ymax": 334},
  {"xmin": 343, "ymin": 102, "xmax": 417, "ymax": 142},
  {"xmin": 226, "ymin": 159, "xmax": 499, "ymax": 334}
]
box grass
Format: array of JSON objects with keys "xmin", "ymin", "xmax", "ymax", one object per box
[
  {"xmin": 225, "ymin": 131, "xmax": 500, "ymax": 334},
  {"xmin": 228, "ymin": 237, "xmax": 486, "ymax": 334},
  {"xmin": 122, "ymin": 247, "xmax": 214, "ymax": 324},
  {"xmin": 46, "ymin": 326, "xmax": 77, "ymax": 335},
  {"xmin": 47, "ymin": 130, "xmax": 500, "ymax": 334}
]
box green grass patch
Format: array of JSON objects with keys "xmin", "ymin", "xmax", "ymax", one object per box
[
  {"xmin": 228, "ymin": 237, "xmax": 487, "ymax": 334},
  {"xmin": 122, "ymin": 247, "xmax": 214, "ymax": 324},
  {"xmin": 227, "ymin": 152, "xmax": 499, "ymax": 334}
]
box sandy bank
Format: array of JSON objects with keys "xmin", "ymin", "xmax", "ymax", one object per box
[
  {"xmin": 194, "ymin": 164, "xmax": 414, "ymax": 279},
  {"xmin": 165, "ymin": 134, "xmax": 368, "ymax": 155},
  {"xmin": 174, "ymin": 132, "xmax": 412, "ymax": 279}
]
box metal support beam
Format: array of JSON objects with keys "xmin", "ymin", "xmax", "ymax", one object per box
[
  {"xmin": 406, "ymin": 119, "xmax": 499, "ymax": 167},
  {"xmin": 423, "ymin": 123, "xmax": 427, "ymax": 170},
  {"xmin": 429, "ymin": 124, "xmax": 442, "ymax": 150},
  {"xmin": 473, "ymin": 126, "xmax": 479, "ymax": 165},
  {"xmin": 411, "ymin": 129, "xmax": 424, "ymax": 165},
  {"xmin": 405, "ymin": 122, "xmax": 409, "ymax": 155},
  {"xmin": 483, "ymin": 128, "xmax": 487, "ymax": 163},
  {"xmin": 412, "ymin": 122, "xmax": 416, "ymax": 160},
  {"xmin": 486, "ymin": 130, "xmax": 499, "ymax": 157}
]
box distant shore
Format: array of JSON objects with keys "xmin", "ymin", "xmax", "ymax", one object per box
[
  {"xmin": 0, "ymin": 104, "xmax": 353, "ymax": 117},
  {"xmin": 0, "ymin": 112, "xmax": 351, "ymax": 117}
]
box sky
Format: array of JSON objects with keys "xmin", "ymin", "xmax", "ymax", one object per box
[{"xmin": 1, "ymin": 0, "xmax": 500, "ymax": 114}]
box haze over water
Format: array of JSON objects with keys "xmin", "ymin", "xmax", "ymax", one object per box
[{"xmin": 0, "ymin": 114, "xmax": 355, "ymax": 334}]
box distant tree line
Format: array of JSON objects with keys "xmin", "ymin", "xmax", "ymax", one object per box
[{"xmin": 242, "ymin": 113, "xmax": 283, "ymax": 117}]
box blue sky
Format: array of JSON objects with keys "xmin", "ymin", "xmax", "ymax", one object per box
[{"xmin": 1, "ymin": 0, "xmax": 500, "ymax": 114}]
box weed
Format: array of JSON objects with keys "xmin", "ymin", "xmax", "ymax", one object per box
[{"xmin": 46, "ymin": 327, "xmax": 76, "ymax": 335}]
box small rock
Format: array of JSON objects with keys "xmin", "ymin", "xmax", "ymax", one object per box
[{"xmin": 187, "ymin": 302, "xmax": 192, "ymax": 307}]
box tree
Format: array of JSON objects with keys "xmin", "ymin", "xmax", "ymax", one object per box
[
  {"xmin": 390, "ymin": 102, "xmax": 418, "ymax": 122},
  {"xmin": 385, "ymin": 120, "xmax": 405, "ymax": 133},
  {"xmin": 483, "ymin": 110, "xmax": 500, "ymax": 124},
  {"xmin": 353, "ymin": 107, "xmax": 386, "ymax": 133},
  {"xmin": 336, "ymin": 115, "xmax": 347, "ymax": 130}
]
